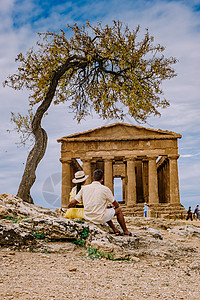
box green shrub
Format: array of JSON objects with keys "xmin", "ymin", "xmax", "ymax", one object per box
[
  {"xmin": 73, "ymin": 240, "xmax": 86, "ymax": 247},
  {"xmin": 32, "ymin": 231, "xmax": 45, "ymax": 239},
  {"xmin": 87, "ymin": 246, "xmax": 114, "ymax": 260},
  {"xmin": 81, "ymin": 227, "xmax": 89, "ymax": 239}
]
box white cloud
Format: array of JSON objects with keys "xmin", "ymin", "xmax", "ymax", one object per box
[{"xmin": 181, "ymin": 153, "xmax": 200, "ymax": 158}]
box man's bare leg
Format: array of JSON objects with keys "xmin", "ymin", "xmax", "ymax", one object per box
[
  {"xmin": 106, "ymin": 220, "xmax": 120, "ymax": 234},
  {"xmin": 114, "ymin": 207, "xmax": 130, "ymax": 235}
]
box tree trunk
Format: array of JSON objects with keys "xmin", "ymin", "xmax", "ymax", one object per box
[
  {"xmin": 17, "ymin": 71, "xmax": 62, "ymax": 202},
  {"xmin": 16, "ymin": 58, "xmax": 86, "ymax": 203},
  {"xmin": 17, "ymin": 127, "xmax": 47, "ymax": 204}
]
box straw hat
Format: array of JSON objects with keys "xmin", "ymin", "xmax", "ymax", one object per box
[{"xmin": 72, "ymin": 171, "xmax": 89, "ymax": 183}]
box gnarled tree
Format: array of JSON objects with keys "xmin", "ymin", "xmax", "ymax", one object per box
[{"xmin": 3, "ymin": 21, "xmax": 177, "ymax": 203}]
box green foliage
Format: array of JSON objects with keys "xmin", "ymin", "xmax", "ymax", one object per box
[
  {"xmin": 72, "ymin": 240, "xmax": 86, "ymax": 247},
  {"xmin": 87, "ymin": 246, "xmax": 114, "ymax": 260},
  {"xmin": 81, "ymin": 227, "xmax": 89, "ymax": 239},
  {"xmin": 6, "ymin": 215, "xmax": 31, "ymax": 223},
  {"xmin": 75, "ymin": 219, "xmax": 85, "ymax": 224},
  {"xmin": 41, "ymin": 248, "xmax": 51, "ymax": 254},
  {"xmin": 12, "ymin": 217, "xmax": 21, "ymax": 223},
  {"xmin": 32, "ymin": 231, "xmax": 45, "ymax": 239},
  {"xmin": 4, "ymin": 20, "xmax": 177, "ymax": 144},
  {"xmin": 29, "ymin": 248, "xmax": 36, "ymax": 253},
  {"xmin": 115, "ymin": 257, "xmax": 132, "ymax": 262},
  {"xmin": 6, "ymin": 215, "xmax": 21, "ymax": 223},
  {"xmin": 7, "ymin": 109, "xmax": 34, "ymax": 146},
  {"xmin": 72, "ymin": 226, "xmax": 89, "ymax": 247}
]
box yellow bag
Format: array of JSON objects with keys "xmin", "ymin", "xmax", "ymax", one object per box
[{"xmin": 65, "ymin": 208, "xmax": 84, "ymax": 220}]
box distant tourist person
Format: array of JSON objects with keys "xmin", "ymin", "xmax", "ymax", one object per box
[
  {"xmin": 186, "ymin": 206, "xmax": 193, "ymax": 221},
  {"xmin": 68, "ymin": 169, "xmax": 134, "ymax": 236},
  {"xmin": 143, "ymin": 203, "xmax": 149, "ymax": 217},
  {"xmin": 194, "ymin": 205, "xmax": 199, "ymax": 220}
]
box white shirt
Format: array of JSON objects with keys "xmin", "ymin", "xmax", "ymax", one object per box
[{"xmin": 75, "ymin": 181, "xmax": 115, "ymax": 224}]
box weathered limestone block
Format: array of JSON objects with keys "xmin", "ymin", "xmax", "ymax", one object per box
[
  {"xmin": 0, "ymin": 222, "xmax": 35, "ymax": 246},
  {"xmin": 189, "ymin": 262, "xmax": 200, "ymax": 270},
  {"xmin": 90, "ymin": 240, "xmax": 114, "ymax": 253},
  {"xmin": 0, "ymin": 193, "xmax": 57, "ymax": 218},
  {"xmin": 2, "ymin": 193, "xmax": 197, "ymax": 261},
  {"xmin": 0, "ymin": 193, "xmax": 139, "ymax": 252},
  {"xmin": 147, "ymin": 228, "xmax": 163, "ymax": 240},
  {"xmin": 168, "ymin": 225, "xmax": 200, "ymax": 237},
  {"xmin": 89, "ymin": 240, "xmax": 140, "ymax": 261}
]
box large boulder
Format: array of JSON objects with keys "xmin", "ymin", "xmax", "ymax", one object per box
[
  {"xmin": 0, "ymin": 193, "xmax": 139, "ymax": 258},
  {"xmin": 1, "ymin": 193, "xmax": 198, "ymax": 261}
]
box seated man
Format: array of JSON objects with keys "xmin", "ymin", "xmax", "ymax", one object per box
[{"xmin": 68, "ymin": 169, "xmax": 133, "ymax": 236}]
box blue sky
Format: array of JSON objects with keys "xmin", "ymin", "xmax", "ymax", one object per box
[{"xmin": 0, "ymin": 0, "xmax": 200, "ymax": 210}]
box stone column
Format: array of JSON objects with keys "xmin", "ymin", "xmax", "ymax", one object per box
[
  {"xmin": 122, "ymin": 177, "xmax": 126, "ymax": 202},
  {"xmin": 104, "ymin": 159, "xmax": 113, "ymax": 192},
  {"xmin": 168, "ymin": 155, "xmax": 180, "ymax": 204},
  {"xmin": 126, "ymin": 158, "xmax": 137, "ymax": 207},
  {"xmin": 165, "ymin": 159, "xmax": 170, "ymax": 203},
  {"xmin": 148, "ymin": 157, "xmax": 159, "ymax": 204},
  {"xmin": 142, "ymin": 159, "xmax": 149, "ymax": 203},
  {"xmin": 60, "ymin": 159, "xmax": 71, "ymax": 208},
  {"xmin": 82, "ymin": 159, "xmax": 92, "ymax": 184}
]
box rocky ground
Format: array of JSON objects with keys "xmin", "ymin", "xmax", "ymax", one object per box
[{"xmin": 0, "ymin": 193, "xmax": 200, "ymax": 299}]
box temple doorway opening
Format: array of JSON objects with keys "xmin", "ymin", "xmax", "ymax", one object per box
[{"xmin": 114, "ymin": 177, "xmax": 123, "ymax": 203}]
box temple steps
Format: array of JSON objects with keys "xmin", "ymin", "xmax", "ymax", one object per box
[{"xmin": 120, "ymin": 203, "xmax": 187, "ymax": 219}]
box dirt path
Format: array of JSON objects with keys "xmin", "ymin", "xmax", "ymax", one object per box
[
  {"xmin": 1, "ymin": 218, "xmax": 200, "ymax": 300},
  {"xmin": 0, "ymin": 248, "xmax": 199, "ymax": 300}
]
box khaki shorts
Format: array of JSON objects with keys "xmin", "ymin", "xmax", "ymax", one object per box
[{"xmin": 102, "ymin": 208, "xmax": 115, "ymax": 223}]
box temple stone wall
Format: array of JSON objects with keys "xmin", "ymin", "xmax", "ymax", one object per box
[{"xmin": 58, "ymin": 123, "xmax": 185, "ymax": 218}]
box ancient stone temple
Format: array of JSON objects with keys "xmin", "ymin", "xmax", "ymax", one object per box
[{"xmin": 57, "ymin": 123, "xmax": 185, "ymax": 218}]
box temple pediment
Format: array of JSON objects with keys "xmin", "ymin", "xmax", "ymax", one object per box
[{"xmin": 58, "ymin": 123, "xmax": 181, "ymax": 142}]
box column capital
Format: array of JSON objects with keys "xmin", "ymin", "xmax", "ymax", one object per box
[
  {"xmin": 146, "ymin": 156, "xmax": 158, "ymax": 161},
  {"xmin": 125, "ymin": 156, "xmax": 137, "ymax": 162},
  {"xmin": 168, "ymin": 154, "xmax": 180, "ymax": 160},
  {"xmin": 59, "ymin": 158, "xmax": 72, "ymax": 164},
  {"xmin": 103, "ymin": 157, "xmax": 114, "ymax": 162},
  {"xmin": 142, "ymin": 157, "xmax": 149, "ymax": 162}
]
